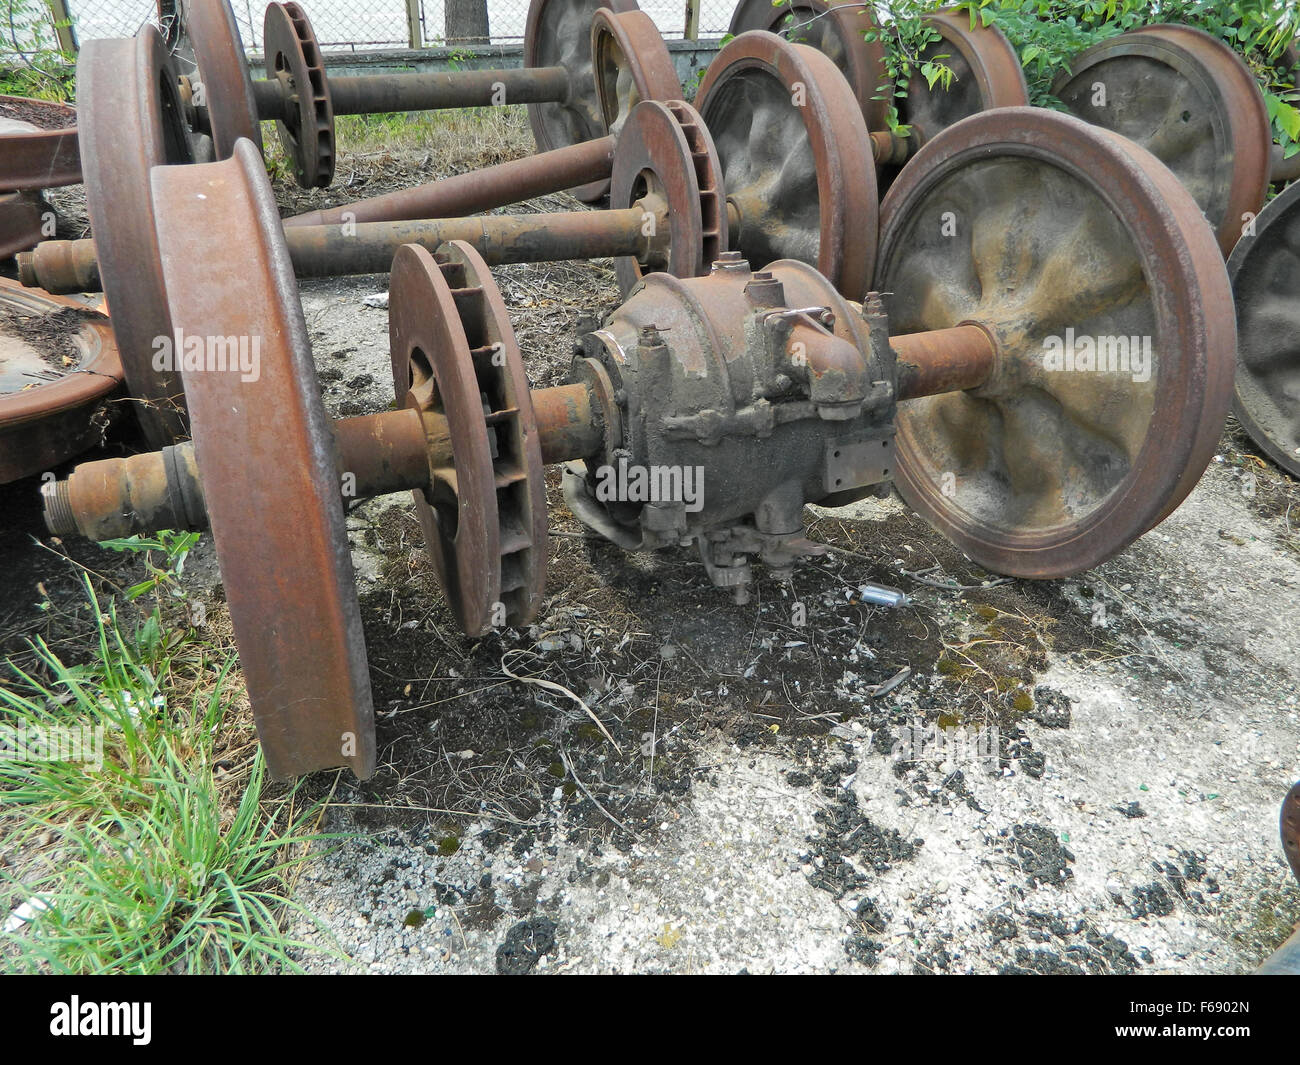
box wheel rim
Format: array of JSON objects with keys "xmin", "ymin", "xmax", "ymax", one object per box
[
  {"xmin": 726, "ymin": 0, "xmax": 889, "ymax": 129},
  {"xmin": 610, "ymin": 100, "xmax": 726, "ymax": 295},
  {"xmin": 0, "ymin": 95, "xmax": 81, "ymax": 191},
  {"xmin": 186, "ymin": 0, "xmax": 262, "ymax": 157},
  {"xmin": 0, "ymin": 278, "xmax": 123, "ymax": 483},
  {"xmin": 898, "ymin": 10, "xmax": 1027, "ymax": 148},
  {"xmin": 696, "ymin": 31, "xmax": 877, "ymax": 299},
  {"xmin": 1227, "ymin": 178, "xmax": 1300, "ymax": 476},
  {"xmin": 389, "ymin": 242, "xmax": 547, "ymax": 636},
  {"xmin": 150, "ymin": 139, "xmax": 375, "ymax": 780},
  {"xmin": 876, "ymin": 108, "xmax": 1235, "ymax": 577},
  {"xmin": 79, "ymin": 27, "xmax": 193, "ymax": 447},
  {"xmin": 1052, "ymin": 24, "xmax": 1271, "ymax": 257},
  {"xmin": 524, "ymin": 0, "xmax": 640, "ymax": 202},
  {"xmin": 264, "ymin": 1, "xmax": 335, "ymax": 188}
]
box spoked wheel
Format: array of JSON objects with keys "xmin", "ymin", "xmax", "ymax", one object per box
[
  {"xmin": 149, "ymin": 139, "xmax": 375, "ymax": 780},
  {"xmin": 876, "ymin": 108, "xmax": 1235, "ymax": 578},
  {"xmin": 78, "ymin": 26, "xmax": 193, "ymax": 447},
  {"xmin": 263, "ymin": 1, "xmax": 336, "ymax": 188},
  {"xmin": 185, "ymin": 0, "xmax": 262, "ymax": 157},
  {"xmin": 591, "ymin": 7, "xmax": 682, "ymax": 140},
  {"xmin": 525, "ymin": 0, "xmax": 640, "ymax": 201},
  {"xmin": 695, "ymin": 31, "xmax": 877, "ymax": 299},
  {"xmin": 389, "ymin": 241, "xmax": 548, "ymax": 636},
  {"xmin": 1052, "ymin": 24, "xmax": 1271, "ymax": 257},
  {"xmin": 1226, "ymin": 179, "xmax": 1300, "ymax": 476},
  {"xmin": 609, "ymin": 100, "xmax": 726, "ymax": 295},
  {"xmin": 896, "ymin": 10, "xmax": 1027, "ymax": 149},
  {"xmin": 727, "ymin": 0, "xmax": 889, "ymax": 129}
]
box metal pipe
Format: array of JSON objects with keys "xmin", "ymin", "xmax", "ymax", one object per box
[
  {"xmin": 1271, "ymin": 143, "xmax": 1300, "ymax": 185},
  {"xmin": 284, "ymin": 134, "xmax": 616, "ymax": 228},
  {"xmin": 327, "ymin": 65, "xmax": 571, "ymax": 115},
  {"xmin": 285, "ymin": 207, "xmax": 648, "ymax": 277},
  {"xmin": 893, "ymin": 324, "xmax": 998, "ymax": 401}
]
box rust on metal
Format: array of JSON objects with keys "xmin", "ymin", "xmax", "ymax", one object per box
[
  {"xmin": 893, "ymin": 325, "xmax": 997, "ymax": 401},
  {"xmin": 150, "ymin": 141, "xmax": 375, "ymax": 780},
  {"xmin": 696, "ymin": 31, "xmax": 878, "ymax": 300},
  {"xmin": 186, "ymin": 0, "xmax": 263, "ymax": 156},
  {"xmin": 0, "ymin": 279, "xmax": 123, "ymax": 484},
  {"xmin": 263, "ymin": 1, "xmax": 336, "ymax": 187},
  {"xmin": 1053, "ymin": 23, "xmax": 1271, "ymax": 256},
  {"xmin": 876, "ymin": 107, "xmax": 1235, "ymax": 578},
  {"xmin": 1226, "ymin": 177, "xmax": 1300, "ymax": 477},
  {"xmin": 1283, "ymin": 782, "xmax": 1300, "ymax": 886},
  {"xmin": 727, "ymin": 0, "xmax": 889, "ymax": 129},
  {"xmin": 78, "ymin": 27, "xmax": 192, "ymax": 447},
  {"xmin": 0, "ymin": 94, "xmax": 81, "ymax": 191}
]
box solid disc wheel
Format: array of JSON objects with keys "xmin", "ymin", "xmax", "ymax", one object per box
[
  {"xmin": 726, "ymin": 0, "xmax": 888, "ymax": 129},
  {"xmin": 896, "ymin": 10, "xmax": 1027, "ymax": 150},
  {"xmin": 186, "ymin": 0, "xmax": 262, "ymax": 156},
  {"xmin": 150, "ymin": 139, "xmax": 375, "ymax": 780},
  {"xmin": 263, "ymin": 1, "xmax": 335, "ymax": 188},
  {"xmin": 876, "ymin": 108, "xmax": 1235, "ymax": 578},
  {"xmin": 1226, "ymin": 179, "xmax": 1300, "ymax": 476},
  {"xmin": 389, "ymin": 241, "xmax": 547, "ymax": 636},
  {"xmin": 1052, "ymin": 24, "xmax": 1271, "ymax": 257},
  {"xmin": 79, "ymin": 26, "xmax": 193, "ymax": 447},
  {"xmin": 695, "ymin": 31, "xmax": 877, "ymax": 299},
  {"xmin": 525, "ymin": 0, "xmax": 639, "ymax": 202},
  {"xmin": 0, "ymin": 278, "xmax": 123, "ymax": 483},
  {"xmin": 609, "ymin": 100, "xmax": 726, "ymax": 295}
]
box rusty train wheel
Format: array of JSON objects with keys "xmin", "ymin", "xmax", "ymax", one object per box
[
  {"xmin": 610, "ymin": 100, "xmax": 726, "ymax": 295},
  {"xmin": 1052, "ymin": 24, "xmax": 1271, "ymax": 257},
  {"xmin": 727, "ymin": 0, "xmax": 889, "ymax": 130},
  {"xmin": 896, "ymin": 10, "xmax": 1027, "ymax": 152},
  {"xmin": 389, "ymin": 242, "xmax": 548, "ymax": 636},
  {"xmin": 1283, "ymin": 781, "xmax": 1300, "ymax": 886},
  {"xmin": 1226, "ymin": 178, "xmax": 1300, "ymax": 477},
  {"xmin": 263, "ymin": 2, "xmax": 336, "ymax": 188},
  {"xmin": 876, "ymin": 108, "xmax": 1235, "ymax": 578},
  {"xmin": 696, "ymin": 31, "xmax": 877, "ymax": 300},
  {"xmin": 150, "ymin": 139, "xmax": 375, "ymax": 780},
  {"xmin": 0, "ymin": 95, "xmax": 81, "ymax": 191},
  {"xmin": 525, "ymin": 0, "xmax": 640, "ymax": 202},
  {"xmin": 79, "ymin": 27, "xmax": 193, "ymax": 448},
  {"xmin": 591, "ymin": 8, "xmax": 683, "ymax": 139},
  {"xmin": 186, "ymin": 0, "xmax": 262, "ymax": 157},
  {"xmin": 0, "ymin": 279, "xmax": 123, "ymax": 484}
]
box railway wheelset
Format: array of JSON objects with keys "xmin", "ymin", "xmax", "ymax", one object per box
[{"xmin": 0, "ymin": 1, "xmax": 1292, "ymax": 779}]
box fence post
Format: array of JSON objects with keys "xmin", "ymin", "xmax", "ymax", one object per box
[
  {"xmin": 683, "ymin": 0, "xmax": 700, "ymax": 40},
  {"xmin": 47, "ymin": 0, "xmax": 78, "ymax": 53},
  {"xmin": 405, "ymin": 0, "xmax": 423, "ymax": 49}
]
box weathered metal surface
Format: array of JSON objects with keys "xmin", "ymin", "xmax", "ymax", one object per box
[
  {"xmin": 696, "ymin": 32, "xmax": 877, "ymax": 300},
  {"xmin": 1225, "ymin": 177, "xmax": 1300, "ymax": 477},
  {"xmin": 610, "ymin": 99, "xmax": 725, "ymax": 294},
  {"xmin": 727, "ymin": 0, "xmax": 888, "ymax": 129},
  {"xmin": 263, "ymin": 1, "xmax": 335, "ymax": 188},
  {"xmin": 590, "ymin": 7, "xmax": 684, "ymax": 139},
  {"xmin": 285, "ymin": 132, "xmax": 616, "ymax": 227},
  {"xmin": 0, "ymin": 95, "xmax": 81, "ymax": 191},
  {"xmin": 186, "ymin": 0, "xmax": 263, "ymax": 156},
  {"xmin": 876, "ymin": 107, "xmax": 1235, "ymax": 578},
  {"xmin": 1053, "ymin": 24, "xmax": 1271, "ymax": 257},
  {"xmin": 1283, "ymin": 781, "xmax": 1300, "ymax": 887},
  {"xmin": 389, "ymin": 241, "xmax": 547, "ymax": 634},
  {"xmin": 150, "ymin": 140, "xmax": 374, "ymax": 780},
  {"xmin": 15, "ymin": 238, "xmax": 100, "ymax": 293},
  {"xmin": 0, "ymin": 279, "xmax": 122, "ymax": 484},
  {"xmin": 525, "ymin": 0, "xmax": 639, "ymax": 201},
  {"xmin": 893, "ymin": 324, "xmax": 996, "ymax": 401},
  {"xmin": 79, "ymin": 28, "xmax": 192, "ymax": 447},
  {"xmin": 0, "ymin": 191, "xmax": 46, "ymax": 259},
  {"xmin": 327, "ymin": 65, "xmax": 572, "ymax": 114},
  {"xmin": 897, "ymin": 9, "xmax": 1028, "ymax": 151}
]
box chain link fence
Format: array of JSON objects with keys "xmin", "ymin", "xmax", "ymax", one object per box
[{"xmin": 3, "ymin": 0, "xmax": 739, "ymax": 56}]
